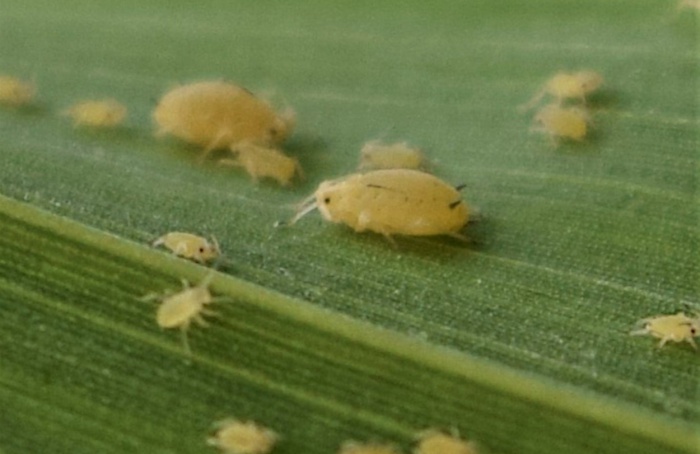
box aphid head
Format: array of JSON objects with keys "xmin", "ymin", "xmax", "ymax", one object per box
[
  {"xmin": 269, "ymin": 107, "xmax": 297, "ymax": 144},
  {"xmin": 289, "ymin": 178, "xmax": 344, "ymax": 225},
  {"xmin": 199, "ymin": 237, "xmax": 220, "ymax": 261},
  {"xmin": 576, "ymin": 71, "xmax": 603, "ymax": 93}
]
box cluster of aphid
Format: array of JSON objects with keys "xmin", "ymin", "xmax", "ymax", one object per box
[
  {"xmin": 206, "ymin": 420, "xmax": 479, "ymax": 454},
  {"xmin": 519, "ymin": 70, "xmax": 603, "ymax": 145}
]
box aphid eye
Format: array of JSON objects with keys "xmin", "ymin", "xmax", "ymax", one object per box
[
  {"xmin": 691, "ymin": 328, "xmax": 697, "ymax": 335},
  {"xmin": 324, "ymin": 197, "xmax": 331, "ymax": 205},
  {"xmin": 199, "ymin": 247, "xmax": 205, "ymax": 253},
  {"xmin": 268, "ymin": 127, "xmax": 278, "ymax": 137}
]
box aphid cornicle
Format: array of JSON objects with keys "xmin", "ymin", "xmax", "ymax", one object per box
[
  {"xmin": 0, "ymin": 75, "xmax": 35, "ymax": 107},
  {"xmin": 414, "ymin": 429, "xmax": 478, "ymax": 454},
  {"xmin": 152, "ymin": 80, "xmax": 296, "ymax": 159},
  {"xmin": 220, "ymin": 142, "xmax": 303, "ymax": 186},
  {"xmin": 291, "ymin": 169, "xmax": 469, "ymax": 243},
  {"xmin": 144, "ymin": 274, "xmax": 218, "ymax": 354},
  {"xmin": 630, "ymin": 312, "xmax": 700, "ymax": 349},
  {"xmin": 358, "ymin": 140, "xmax": 427, "ymax": 171},
  {"xmin": 62, "ymin": 99, "xmax": 127, "ymax": 127},
  {"xmin": 152, "ymin": 232, "xmax": 220, "ymax": 263},
  {"xmin": 207, "ymin": 419, "xmax": 278, "ymax": 454}
]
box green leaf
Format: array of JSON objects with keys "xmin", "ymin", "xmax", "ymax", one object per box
[{"xmin": 0, "ymin": 1, "xmax": 698, "ymax": 453}]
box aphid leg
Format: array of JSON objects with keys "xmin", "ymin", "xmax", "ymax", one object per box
[
  {"xmin": 518, "ymin": 87, "xmax": 546, "ymax": 112},
  {"xmin": 199, "ymin": 129, "xmax": 230, "ymax": 163},
  {"xmin": 657, "ymin": 337, "xmax": 671, "ymax": 348},
  {"xmin": 447, "ymin": 232, "xmax": 470, "ymax": 243},
  {"xmin": 152, "ymin": 236, "xmax": 165, "ymax": 247},
  {"xmin": 380, "ymin": 232, "xmax": 398, "ymax": 248},
  {"xmin": 179, "ymin": 326, "xmax": 192, "ymax": 356},
  {"xmin": 629, "ymin": 328, "xmax": 649, "ymax": 337},
  {"xmin": 686, "ymin": 337, "xmax": 698, "ymax": 349}
]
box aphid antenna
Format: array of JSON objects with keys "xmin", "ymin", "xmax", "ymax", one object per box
[{"xmin": 289, "ymin": 195, "xmax": 318, "ymax": 224}]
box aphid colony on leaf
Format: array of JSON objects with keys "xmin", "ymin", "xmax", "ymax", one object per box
[
  {"xmin": 0, "ymin": 75, "xmax": 35, "ymax": 106},
  {"xmin": 207, "ymin": 419, "xmax": 278, "ymax": 454},
  {"xmin": 62, "ymin": 98, "xmax": 127, "ymax": 127},
  {"xmin": 520, "ymin": 70, "xmax": 603, "ymax": 145},
  {"xmin": 630, "ymin": 312, "xmax": 700, "ymax": 349},
  {"xmin": 291, "ymin": 169, "xmax": 469, "ymax": 243},
  {"xmin": 143, "ymin": 273, "xmax": 218, "ymax": 355},
  {"xmin": 153, "ymin": 232, "xmax": 220, "ymax": 263},
  {"xmin": 358, "ymin": 140, "xmax": 427, "ymax": 171},
  {"xmin": 152, "ymin": 80, "xmax": 296, "ymax": 159}
]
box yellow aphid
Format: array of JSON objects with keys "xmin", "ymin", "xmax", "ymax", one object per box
[
  {"xmin": 207, "ymin": 419, "xmax": 278, "ymax": 454},
  {"xmin": 146, "ymin": 274, "xmax": 217, "ymax": 354},
  {"xmin": 338, "ymin": 441, "xmax": 402, "ymax": 454},
  {"xmin": 0, "ymin": 75, "xmax": 35, "ymax": 106},
  {"xmin": 630, "ymin": 312, "xmax": 700, "ymax": 349},
  {"xmin": 533, "ymin": 104, "xmax": 589, "ymax": 143},
  {"xmin": 153, "ymin": 232, "xmax": 220, "ymax": 263},
  {"xmin": 62, "ymin": 99, "xmax": 127, "ymax": 127},
  {"xmin": 521, "ymin": 70, "xmax": 603, "ymax": 110},
  {"xmin": 414, "ymin": 429, "xmax": 478, "ymax": 454},
  {"xmin": 153, "ymin": 80, "xmax": 296, "ymax": 158},
  {"xmin": 291, "ymin": 169, "xmax": 469, "ymax": 242},
  {"xmin": 220, "ymin": 142, "xmax": 303, "ymax": 186},
  {"xmin": 358, "ymin": 140, "xmax": 426, "ymax": 171}
]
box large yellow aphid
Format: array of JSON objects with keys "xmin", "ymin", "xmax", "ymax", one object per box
[
  {"xmin": 0, "ymin": 75, "xmax": 35, "ymax": 107},
  {"xmin": 291, "ymin": 169, "xmax": 469, "ymax": 243},
  {"xmin": 630, "ymin": 312, "xmax": 700, "ymax": 349},
  {"xmin": 220, "ymin": 142, "xmax": 303, "ymax": 186},
  {"xmin": 358, "ymin": 140, "xmax": 427, "ymax": 171},
  {"xmin": 338, "ymin": 441, "xmax": 402, "ymax": 454},
  {"xmin": 144, "ymin": 274, "xmax": 218, "ymax": 354},
  {"xmin": 521, "ymin": 70, "xmax": 603, "ymax": 110},
  {"xmin": 533, "ymin": 104, "xmax": 590, "ymax": 143},
  {"xmin": 414, "ymin": 429, "xmax": 479, "ymax": 454},
  {"xmin": 153, "ymin": 80, "xmax": 296, "ymax": 158},
  {"xmin": 207, "ymin": 419, "xmax": 278, "ymax": 454},
  {"xmin": 62, "ymin": 99, "xmax": 127, "ymax": 127},
  {"xmin": 153, "ymin": 232, "xmax": 220, "ymax": 263}
]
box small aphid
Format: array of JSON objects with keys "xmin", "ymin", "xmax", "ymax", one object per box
[
  {"xmin": 0, "ymin": 75, "xmax": 35, "ymax": 107},
  {"xmin": 521, "ymin": 71, "xmax": 603, "ymax": 111},
  {"xmin": 62, "ymin": 99, "xmax": 127, "ymax": 127},
  {"xmin": 145, "ymin": 274, "xmax": 217, "ymax": 354},
  {"xmin": 153, "ymin": 232, "xmax": 220, "ymax": 263},
  {"xmin": 219, "ymin": 142, "xmax": 303, "ymax": 186},
  {"xmin": 533, "ymin": 104, "xmax": 590, "ymax": 143},
  {"xmin": 414, "ymin": 429, "xmax": 478, "ymax": 454},
  {"xmin": 677, "ymin": 0, "xmax": 700, "ymax": 11},
  {"xmin": 338, "ymin": 441, "xmax": 402, "ymax": 454},
  {"xmin": 207, "ymin": 419, "xmax": 278, "ymax": 454},
  {"xmin": 291, "ymin": 169, "xmax": 469, "ymax": 243},
  {"xmin": 153, "ymin": 80, "xmax": 296, "ymax": 159},
  {"xmin": 358, "ymin": 140, "xmax": 426, "ymax": 171},
  {"xmin": 630, "ymin": 312, "xmax": 700, "ymax": 349}
]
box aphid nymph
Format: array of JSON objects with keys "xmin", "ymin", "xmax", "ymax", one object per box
[
  {"xmin": 291, "ymin": 169, "xmax": 469, "ymax": 243},
  {"xmin": 338, "ymin": 441, "xmax": 402, "ymax": 454},
  {"xmin": 153, "ymin": 232, "xmax": 220, "ymax": 263},
  {"xmin": 630, "ymin": 312, "xmax": 700, "ymax": 349},
  {"xmin": 0, "ymin": 75, "xmax": 35, "ymax": 107},
  {"xmin": 220, "ymin": 142, "xmax": 303, "ymax": 186},
  {"xmin": 144, "ymin": 273, "xmax": 218, "ymax": 354},
  {"xmin": 520, "ymin": 70, "xmax": 603, "ymax": 111},
  {"xmin": 414, "ymin": 428, "xmax": 478, "ymax": 454},
  {"xmin": 533, "ymin": 103, "xmax": 590, "ymax": 144},
  {"xmin": 153, "ymin": 80, "xmax": 296, "ymax": 159},
  {"xmin": 207, "ymin": 419, "xmax": 278, "ymax": 454},
  {"xmin": 62, "ymin": 99, "xmax": 127, "ymax": 127},
  {"xmin": 358, "ymin": 140, "xmax": 427, "ymax": 171}
]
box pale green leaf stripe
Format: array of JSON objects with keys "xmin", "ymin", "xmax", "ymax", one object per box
[{"xmin": 1, "ymin": 195, "xmax": 697, "ymax": 454}]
